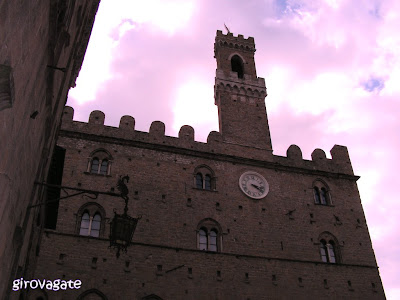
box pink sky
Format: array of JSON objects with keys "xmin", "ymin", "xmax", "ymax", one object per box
[{"xmin": 67, "ymin": 0, "xmax": 400, "ymax": 298}]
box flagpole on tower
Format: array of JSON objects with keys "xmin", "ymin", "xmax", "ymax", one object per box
[{"xmin": 224, "ymin": 23, "xmax": 231, "ymax": 34}]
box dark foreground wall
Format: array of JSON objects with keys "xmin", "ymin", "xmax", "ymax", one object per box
[{"xmin": 0, "ymin": 1, "xmax": 99, "ymax": 299}]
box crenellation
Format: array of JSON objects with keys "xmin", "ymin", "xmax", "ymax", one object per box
[
  {"xmin": 178, "ymin": 125, "xmax": 195, "ymax": 142},
  {"xmin": 214, "ymin": 32, "xmax": 256, "ymax": 61},
  {"xmin": 312, "ymin": 148, "xmax": 327, "ymax": 161},
  {"xmin": 149, "ymin": 121, "xmax": 166, "ymax": 142},
  {"xmin": 62, "ymin": 106, "xmax": 74, "ymax": 122},
  {"xmin": 207, "ymin": 131, "xmax": 223, "ymax": 144},
  {"xmin": 119, "ymin": 115, "xmax": 135, "ymax": 131},
  {"xmin": 215, "ymin": 30, "xmax": 255, "ymax": 45},
  {"xmin": 311, "ymin": 148, "xmax": 326, "ymax": 162},
  {"xmin": 60, "ymin": 108, "xmax": 356, "ymax": 176},
  {"xmin": 330, "ymin": 145, "xmax": 354, "ymax": 175},
  {"xmin": 88, "ymin": 110, "xmax": 105, "ymax": 125},
  {"xmin": 311, "ymin": 149, "xmax": 331, "ymax": 172},
  {"xmin": 286, "ymin": 144, "xmax": 303, "ymax": 161}
]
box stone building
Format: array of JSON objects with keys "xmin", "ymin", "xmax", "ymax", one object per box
[
  {"xmin": 0, "ymin": 1, "xmax": 99, "ymax": 299},
  {"xmin": 30, "ymin": 31, "xmax": 385, "ymax": 299}
]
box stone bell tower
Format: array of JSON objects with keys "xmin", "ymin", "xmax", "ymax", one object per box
[{"xmin": 214, "ymin": 30, "xmax": 273, "ymax": 150}]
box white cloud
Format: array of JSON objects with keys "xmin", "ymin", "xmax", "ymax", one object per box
[
  {"xmin": 172, "ymin": 78, "xmax": 218, "ymax": 141},
  {"xmin": 68, "ymin": 0, "xmax": 197, "ymax": 105}
]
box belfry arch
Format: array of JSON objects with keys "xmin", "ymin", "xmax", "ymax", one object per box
[{"xmin": 230, "ymin": 55, "xmax": 244, "ymax": 78}]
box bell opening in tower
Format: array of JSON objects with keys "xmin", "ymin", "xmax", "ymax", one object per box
[{"xmin": 231, "ymin": 55, "xmax": 244, "ymax": 78}]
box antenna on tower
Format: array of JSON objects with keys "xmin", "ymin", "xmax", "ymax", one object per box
[{"xmin": 224, "ymin": 23, "xmax": 231, "ymax": 34}]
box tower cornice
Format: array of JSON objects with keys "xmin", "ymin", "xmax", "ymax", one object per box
[{"xmin": 214, "ymin": 70, "xmax": 266, "ymax": 91}]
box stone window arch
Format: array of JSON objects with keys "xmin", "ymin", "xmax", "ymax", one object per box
[
  {"xmin": 318, "ymin": 232, "xmax": 340, "ymax": 263},
  {"xmin": 312, "ymin": 179, "xmax": 331, "ymax": 205},
  {"xmin": 231, "ymin": 55, "xmax": 244, "ymax": 78},
  {"xmin": 76, "ymin": 202, "xmax": 106, "ymax": 238},
  {"xmin": 87, "ymin": 149, "xmax": 113, "ymax": 175},
  {"xmin": 142, "ymin": 295, "xmax": 163, "ymax": 300},
  {"xmin": 77, "ymin": 289, "xmax": 108, "ymax": 300},
  {"xmin": 29, "ymin": 289, "xmax": 48, "ymax": 300},
  {"xmin": 194, "ymin": 165, "xmax": 216, "ymax": 191},
  {"xmin": 196, "ymin": 218, "xmax": 222, "ymax": 252}
]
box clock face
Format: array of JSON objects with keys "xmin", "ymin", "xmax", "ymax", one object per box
[{"xmin": 239, "ymin": 171, "xmax": 269, "ymax": 199}]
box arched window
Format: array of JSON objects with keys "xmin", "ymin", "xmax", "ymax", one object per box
[
  {"xmin": 204, "ymin": 175, "xmax": 212, "ymax": 190},
  {"xmin": 196, "ymin": 173, "xmax": 203, "ymax": 189},
  {"xmin": 198, "ymin": 228, "xmax": 219, "ymax": 252},
  {"xmin": 90, "ymin": 158, "xmax": 99, "ymax": 173},
  {"xmin": 320, "ymin": 240, "xmax": 328, "ymax": 262},
  {"xmin": 199, "ymin": 228, "xmax": 207, "ymax": 250},
  {"xmin": 318, "ymin": 232, "xmax": 339, "ymax": 263},
  {"xmin": 314, "ymin": 187, "xmax": 321, "ymax": 204},
  {"xmin": 76, "ymin": 203, "xmax": 106, "ymax": 238},
  {"xmin": 320, "ymin": 240, "xmax": 336, "ymax": 263},
  {"xmin": 327, "ymin": 241, "xmax": 336, "ymax": 263},
  {"xmin": 79, "ymin": 212, "xmax": 90, "ymax": 235},
  {"xmin": 87, "ymin": 149, "xmax": 112, "ymax": 175},
  {"xmin": 142, "ymin": 295, "xmax": 163, "ymax": 300},
  {"xmin": 79, "ymin": 212, "xmax": 102, "ymax": 237},
  {"xmin": 312, "ymin": 180, "xmax": 331, "ymax": 205},
  {"xmin": 91, "ymin": 214, "xmax": 101, "ymax": 237},
  {"xmin": 209, "ymin": 230, "xmax": 217, "ymax": 251},
  {"xmin": 100, "ymin": 160, "xmax": 108, "ymax": 175},
  {"xmin": 320, "ymin": 187, "xmax": 328, "ymax": 205},
  {"xmin": 194, "ymin": 165, "xmax": 216, "ymax": 191},
  {"xmin": 231, "ymin": 55, "xmax": 244, "ymax": 79},
  {"xmin": 77, "ymin": 289, "xmax": 108, "ymax": 300},
  {"xmin": 197, "ymin": 219, "xmax": 222, "ymax": 252}
]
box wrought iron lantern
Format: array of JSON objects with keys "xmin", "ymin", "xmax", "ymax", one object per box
[{"xmin": 109, "ymin": 175, "xmax": 140, "ymax": 258}]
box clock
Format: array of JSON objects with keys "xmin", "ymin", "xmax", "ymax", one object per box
[{"xmin": 239, "ymin": 171, "xmax": 269, "ymax": 199}]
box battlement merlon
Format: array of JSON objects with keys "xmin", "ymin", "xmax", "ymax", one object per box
[
  {"xmin": 61, "ymin": 107, "xmax": 357, "ymax": 178},
  {"xmin": 282, "ymin": 144, "xmax": 355, "ymax": 176},
  {"xmin": 215, "ymin": 30, "xmax": 256, "ymax": 50}
]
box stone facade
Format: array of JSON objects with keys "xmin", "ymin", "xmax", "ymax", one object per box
[
  {"xmin": 30, "ymin": 31, "xmax": 385, "ymax": 299},
  {"xmin": 0, "ymin": 1, "xmax": 99, "ymax": 299}
]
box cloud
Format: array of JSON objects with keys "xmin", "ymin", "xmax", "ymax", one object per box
[{"xmin": 69, "ymin": 0, "xmax": 197, "ymax": 105}]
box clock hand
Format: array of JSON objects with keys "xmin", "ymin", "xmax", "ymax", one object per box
[{"xmin": 251, "ymin": 184, "xmax": 261, "ymax": 191}]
